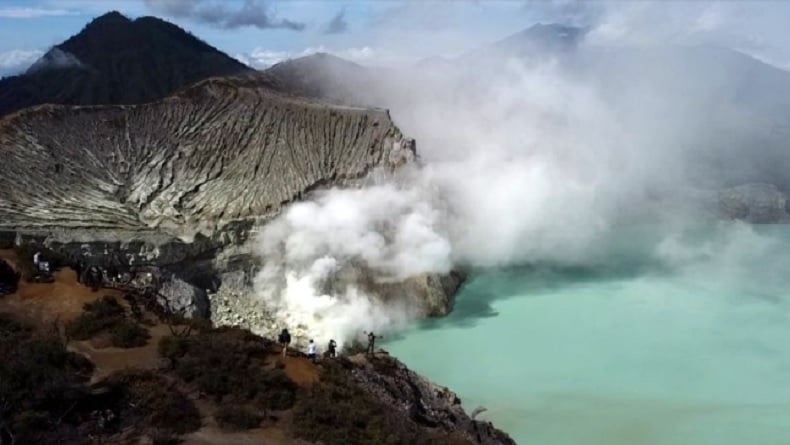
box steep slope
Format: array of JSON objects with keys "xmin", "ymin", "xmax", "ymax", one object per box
[
  {"xmin": 263, "ymin": 53, "xmax": 378, "ymax": 105},
  {"xmin": 459, "ymin": 23, "xmax": 585, "ymax": 63},
  {"xmin": 0, "ymin": 74, "xmax": 413, "ymax": 239},
  {"xmin": 0, "ymin": 11, "xmax": 250, "ymax": 117}
]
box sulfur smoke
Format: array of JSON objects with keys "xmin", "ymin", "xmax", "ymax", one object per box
[
  {"xmin": 252, "ymin": 2, "xmax": 790, "ymax": 349},
  {"xmin": 254, "ymin": 175, "xmax": 452, "ymax": 348}
]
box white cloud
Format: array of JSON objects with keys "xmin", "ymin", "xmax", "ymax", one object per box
[
  {"xmin": 237, "ymin": 45, "xmax": 381, "ymax": 69},
  {"xmin": 0, "ymin": 7, "xmax": 77, "ymax": 18},
  {"xmin": 585, "ymin": 1, "xmax": 790, "ymax": 70},
  {"xmin": 0, "ymin": 49, "xmax": 44, "ymax": 76}
]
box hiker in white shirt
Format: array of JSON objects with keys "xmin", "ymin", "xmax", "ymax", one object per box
[{"xmin": 307, "ymin": 339, "xmax": 317, "ymax": 363}]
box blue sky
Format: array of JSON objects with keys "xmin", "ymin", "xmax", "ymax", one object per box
[
  {"xmin": 2, "ymin": 1, "xmax": 790, "ymax": 76},
  {"xmin": 0, "ymin": 0, "xmax": 540, "ymax": 75}
]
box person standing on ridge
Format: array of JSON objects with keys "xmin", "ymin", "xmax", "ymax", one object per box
[
  {"xmin": 307, "ymin": 339, "xmax": 317, "ymax": 363},
  {"xmin": 327, "ymin": 339, "xmax": 337, "ymax": 358},
  {"xmin": 278, "ymin": 328, "xmax": 291, "ymax": 358},
  {"xmin": 366, "ymin": 331, "xmax": 381, "ymax": 356}
]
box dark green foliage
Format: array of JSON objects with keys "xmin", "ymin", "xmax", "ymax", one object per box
[
  {"xmin": 158, "ymin": 327, "xmax": 295, "ymax": 411},
  {"xmin": 256, "ymin": 369, "xmax": 297, "ymax": 411},
  {"xmin": 65, "ymin": 295, "xmax": 150, "ymax": 348},
  {"xmin": 0, "ymin": 11, "xmax": 250, "ymax": 117},
  {"xmin": 0, "ymin": 259, "xmax": 19, "ymax": 296},
  {"xmin": 0, "ymin": 311, "xmax": 32, "ymax": 338},
  {"xmin": 158, "ymin": 334, "xmax": 191, "ymax": 361},
  {"xmin": 105, "ymin": 369, "xmax": 201, "ymax": 435},
  {"xmin": 84, "ymin": 295, "xmax": 126, "ymax": 318},
  {"xmin": 0, "ymin": 313, "xmax": 96, "ymax": 445},
  {"xmin": 110, "ymin": 320, "xmax": 151, "ymax": 348},
  {"xmin": 214, "ymin": 404, "xmax": 264, "ymax": 431}
]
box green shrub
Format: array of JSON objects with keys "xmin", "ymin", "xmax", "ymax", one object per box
[
  {"xmin": 83, "ymin": 295, "xmax": 125, "ymax": 318},
  {"xmin": 0, "ymin": 312, "xmax": 32, "ymax": 340},
  {"xmin": 255, "ymin": 369, "xmax": 297, "ymax": 411},
  {"xmin": 66, "ymin": 296, "xmax": 126, "ymax": 340},
  {"xmin": 157, "ymin": 326, "xmax": 295, "ymax": 410},
  {"xmin": 65, "ymin": 312, "xmax": 106, "ymax": 340},
  {"xmin": 110, "ymin": 320, "xmax": 150, "ymax": 348},
  {"xmin": 214, "ymin": 404, "xmax": 263, "ymax": 431},
  {"xmin": 158, "ymin": 335, "xmax": 190, "ymax": 360},
  {"xmin": 66, "ymin": 296, "xmax": 150, "ymax": 348},
  {"xmin": 0, "ymin": 314, "xmax": 98, "ymax": 445},
  {"xmin": 195, "ymin": 367, "xmax": 231, "ymax": 398},
  {"xmin": 106, "ymin": 370, "xmax": 201, "ymax": 435}
]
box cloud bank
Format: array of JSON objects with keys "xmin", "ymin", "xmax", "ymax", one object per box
[
  {"xmin": 144, "ymin": 0, "xmax": 304, "ymax": 31},
  {"xmin": 251, "ymin": 1, "xmax": 790, "ymax": 349},
  {"xmin": 236, "ymin": 45, "xmax": 377, "ymax": 69},
  {"xmin": 324, "ymin": 8, "xmax": 348, "ymax": 35},
  {"xmin": 0, "ymin": 7, "xmax": 77, "ymax": 18},
  {"xmin": 0, "ymin": 49, "xmax": 44, "ymax": 77}
]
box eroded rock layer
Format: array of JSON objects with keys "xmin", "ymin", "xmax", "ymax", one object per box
[{"xmin": 0, "ymin": 76, "xmax": 414, "ymax": 239}]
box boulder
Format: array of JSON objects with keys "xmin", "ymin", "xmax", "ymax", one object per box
[
  {"xmin": 718, "ymin": 183, "xmax": 790, "ymax": 223},
  {"xmin": 157, "ymin": 275, "xmax": 209, "ymax": 319}
]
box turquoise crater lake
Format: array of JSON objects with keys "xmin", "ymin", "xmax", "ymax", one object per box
[{"xmin": 385, "ymin": 223, "xmax": 790, "ymax": 445}]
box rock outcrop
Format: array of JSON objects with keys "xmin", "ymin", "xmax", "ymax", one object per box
[
  {"xmin": 718, "ymin": 183, "xmax": 790, "ymax": 223},
  {"xmin": 349, "ymin": 353, "xmax": 516, "ymax": 445}
]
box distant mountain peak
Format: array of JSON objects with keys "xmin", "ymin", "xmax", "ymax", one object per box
[
  {"xmin": 0, "ymin": 11, "xmax": 250, "ymax": 116},
  {"xmin": 458, "ymin": 22, "xmax": 586, "ymax": 63},
  {"xmin": 90, "ymin": 10, "xmax": 131, "ymax": 24},
  {"xmin": 501, "ymin": 22, "xmax": 587, "ymax": 49}
]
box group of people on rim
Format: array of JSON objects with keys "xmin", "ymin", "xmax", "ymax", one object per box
[{"xmin": 277, "ymin": 329, "xmax": 382, "ymax": 362}]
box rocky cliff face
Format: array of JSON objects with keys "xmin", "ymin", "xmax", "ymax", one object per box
[
  {"xmin": 349, "ymin": 353, "xmax": 516, "ymax": 445},
  {"xmin": 0, "ymin": 74, "xmax": 462, "ymax": 326},
  {"xmin": 0, "ymin": 75, "xmax": 413, "ymax": 237}
]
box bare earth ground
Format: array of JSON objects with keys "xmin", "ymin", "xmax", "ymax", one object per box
[{"xmin": 0, "ymin": 249, "xmax": 122, "ymax": 326}]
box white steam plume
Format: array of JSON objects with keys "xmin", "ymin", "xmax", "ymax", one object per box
[
  {"xmin": 251, "ymin": 2, "xmax": 790, "ymax": 347},
  {"xmin": 254, "ymin": 177, "xmax": 452, "ymax": 348}
]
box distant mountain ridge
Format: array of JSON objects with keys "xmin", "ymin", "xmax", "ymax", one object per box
[{"xmin": 0, "ymin": 11, "xmax": 250, "ymax": 117}]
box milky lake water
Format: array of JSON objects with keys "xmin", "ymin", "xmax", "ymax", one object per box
[{"xmin": 384, "ymin": 222, "xmax": 790, "ymax": 445}]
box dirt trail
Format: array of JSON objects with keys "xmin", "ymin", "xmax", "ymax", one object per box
[
  {"xmin": 267, "ymin": 350, "xmax": 320, "ymax": 388},
  {"xmin": 70, "ymin": 324, "xmax": 172, "ymax": 383}
]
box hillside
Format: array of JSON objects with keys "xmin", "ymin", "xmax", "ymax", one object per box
[
  {"xmin": 0, "ymin": 11, "xmax": 250, "ymax": 117},
  {"xmin": 263, "ymin": 53, "xmax": 377, "ymax": 105},
  {"xmin": 0, "ymin": 252, "xmax": 514, "ymax": 445}
]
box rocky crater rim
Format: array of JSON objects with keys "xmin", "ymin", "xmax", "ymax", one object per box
[{"xmin": 0, "ymin": 74, "xmax": 415, "ymax": 241}]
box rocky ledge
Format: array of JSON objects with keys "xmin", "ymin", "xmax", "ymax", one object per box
[
  {"xmin": 348, "ymin": 352, "xmax": 516, "ymax": 445},
  {"xmin": 717, "ymin": 183, "xmax": 790, "ymax": 223}
]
